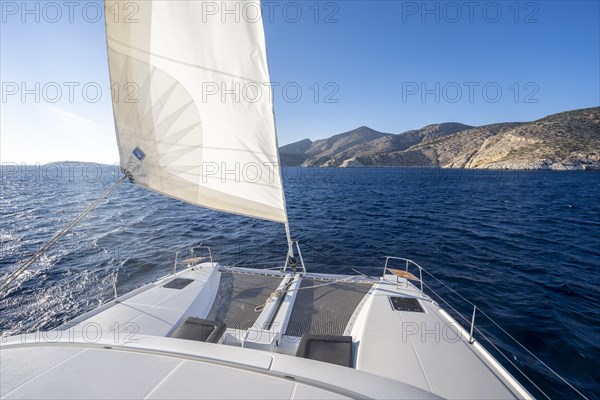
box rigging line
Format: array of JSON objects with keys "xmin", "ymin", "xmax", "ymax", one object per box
[
  {"xmin": 0, "ymin": 175, "xmax": 128, "ymax": 295},
  {"xmin": 422, "ymin": 281, "xmax": 551, "ymax": 400},
  {"xmin": 229, "ymin": 246, "xmax": 285, "ymax": 268},
  {"xmin": 421, "ymin": 267, "xmax": 589, "ymax": 400},
  {"xmin": 302, "ymin": 238, "xmax": 584, "ymax": 398},
  {"xmin": 300, "ymin": 240, "xmax": 380, "ymax": 271},
  {"xmin": 421, "ymin": 267, "xmax": 476, "ymax": 307},
  {"xmin": 476, "ymin": 309, "xmax": 590, "ymax": 400},
  {"xmin": 422, "ymin": 282, "xmax": 473, "ymax": 326},
  {"xmin": 254, "ymin": 275, "xmax": 358, "ymax": 313},
  {"xmin": 473, "ymin": 325, "xmax": 553, "ymax": 400},
  {"xmin": 231, "ymin": 240, "xmax": 379, "ymax": 271},
  {"xmin": 255, "ymin": 276, "xmax": 295, "ymax": 313},
  {"xmin": 281, "ymin": 241, "xmax": 585, "ymax": 399}
]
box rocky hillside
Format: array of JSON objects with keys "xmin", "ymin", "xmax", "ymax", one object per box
[
  {"xmin": 279, "ymin": 107, "xmax": 600, "ymax": 170},
  {"xmin": 280, "ymin": 126, "xmax": 393, "ymax": 166}
]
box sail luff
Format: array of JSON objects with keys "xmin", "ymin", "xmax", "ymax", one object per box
[
  {"xmin": 259, "ymin": 8, "xmax": 295, "ymax": 250},
  {"xmin": 104, "ymin": 0, "xmax": 288, "ymax": 223}
]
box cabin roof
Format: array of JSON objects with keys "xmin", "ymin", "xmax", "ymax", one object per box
[{"xmin": 0, "ymin": 336, "xmax": 438, "ymax": 400}]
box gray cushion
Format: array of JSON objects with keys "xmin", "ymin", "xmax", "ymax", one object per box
[
  {"xmin": 296, "ymin": 334, "xmax": 353, "ymax": 367},
  {"xmin": 170, "ymin": 317, "xmax": 226, "ymax": 343}
]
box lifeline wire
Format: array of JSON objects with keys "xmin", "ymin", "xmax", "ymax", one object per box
[{"xmin": 0, "ymin": 175, "xmax": 128, "ymax": 294}]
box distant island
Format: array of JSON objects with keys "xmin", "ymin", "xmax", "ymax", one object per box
[{"xmin": 279, "ymin": 107, "xmax": 600, "ymax": 170}]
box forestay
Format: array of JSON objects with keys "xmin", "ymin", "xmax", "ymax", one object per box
[{"xmin": 105, "ymin": 0, "xmax": 287, "ymax": 222}]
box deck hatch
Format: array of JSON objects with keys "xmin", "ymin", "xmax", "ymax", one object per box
[
  {"xmin": 284, "ymin": 279, "xmax": 373, "ymax": 337},
  {"xmin": 389, "ymin": 296, "xmax": 424, "ymax": 312},
  {"xmin": 163, "ymin": 278, "xmax": 194, "ymax": 289}
]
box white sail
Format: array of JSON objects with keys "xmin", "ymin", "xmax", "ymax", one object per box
[{"xmin": 105, "ymin": 0, "xmax": 287, "ymax": 223}]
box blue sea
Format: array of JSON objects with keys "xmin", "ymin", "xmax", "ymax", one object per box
[{"xmin": 1, "ymin": 164, "xmax": 599, "ymax": 399}]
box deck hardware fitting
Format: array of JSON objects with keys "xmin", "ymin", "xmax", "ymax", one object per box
[{"xmin": 469, "ymin": 305, "xmax": 477, "ymax": 344}]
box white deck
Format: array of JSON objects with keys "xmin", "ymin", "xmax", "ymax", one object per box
[{"xmin": 0, "ymin": 264, "xmax": 532, "ymax": 399}]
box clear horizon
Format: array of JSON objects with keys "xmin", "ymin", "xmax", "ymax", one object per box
[
  {"xmin": 3, "ymin": 104, "xmax": 598, "ymax": 167},
  {"xmin": 1, "ymin": 1, "xmax": 599, "ymax": 164}
]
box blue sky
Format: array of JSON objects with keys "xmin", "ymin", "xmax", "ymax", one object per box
[{"xmin": 1, "ymin": 0, "xmax": 599, "ymax": 163}]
